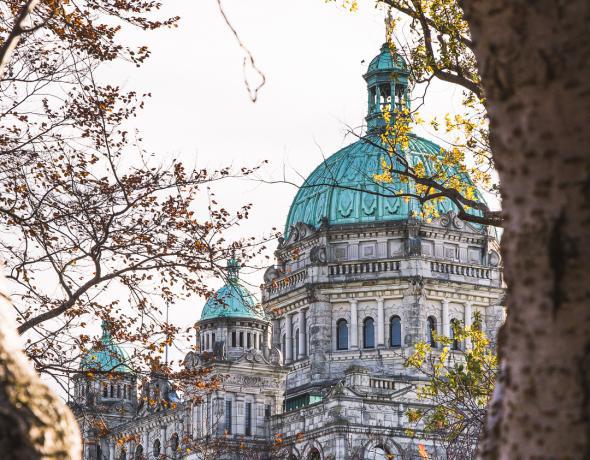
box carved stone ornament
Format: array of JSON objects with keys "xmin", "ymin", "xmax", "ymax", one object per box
[
  {"xmin": 488, "ymin": 250, "xmax": 501, "ymax": 267},
  {"xmin": 269, "ymin": 346, "xmax": 283, "ymax": 366},
  {"xmin": 263, "ymin": 265, "xmax": 283, "ymax": 284},
  {"xmin": 440, "ymin": 210, "xmax": 464, "ymax": 229},
  {"xmin": 284, "ymin": 222, "xmax": 316, "ymax": 246},
  {"xmin": 242, "ymin": 348, "xmax": 269, "ymax": 364},
  {"xmin": 183, "ymin": 351, "xmax": 201, "ymax": 369},
  {"xmin": 310, "ymin": 245, "xmax": 328, "ymax": 265}
]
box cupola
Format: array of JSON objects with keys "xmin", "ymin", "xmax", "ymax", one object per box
[{"xmin": 364, "ymin": 42, "xmax": 410, "ymax": 132}]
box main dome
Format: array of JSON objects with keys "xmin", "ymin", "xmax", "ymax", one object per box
[
  {"xmin": 284, "ymin": 44, "xmax": 484, "ymax": 237},
  {"xmin": 200, "ymin": 259, "xmax": 264, "ymax": 321}
]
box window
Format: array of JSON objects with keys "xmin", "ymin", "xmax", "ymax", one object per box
[
  {"xmin": 363, "ymin": 317, "xmax": 375, "ymax": 349},
  {"xmin": 265, "ymin": 404, "xmax": 271, "ymax": 418},
  {"xmin": 336, "ymin": 319, "xmax": 348, "ymax": 350},
  {"xmin": 247, "ymin": 332, "xmax": 251, "ymax": 348},
  {"xmin": 295, "ymin": 328, "xmax": 300, "ymax": 358},
  {"xmin": 170, "ymin": 433, "xmax": 179, "ymax": 452},
  {"xmin": 232, "ymin": 331, "xmax": 236, "ymax": 347},
  {"xmin": 390, "ymin": 316, "xmax": 402, "ymax": 348},
  {"xmin": 117, "ymin": 384, "xmax": 121, "ymax": 398},
  {"xmin": 205, "ymin": 334, "xmax": 209, "ymax": 350},
  {"xmin": 110, "ymin": 383, "xmax": 114, "ymax": 398},
  {"xmin": 259, "ymin": 334, "xmax": 264, "ymax": 349},
  {"xmin": 450, "ymin": 318, "xmax": 461, "ymax": 350},
  {"xmin": 245, "ymin": 402, "xmax": 252, "ymax": 436},
  {"xmin": 152, "ymin": 439, "xmax": 161, "ymax": 457},
  {"xmin": 123, "ymin": 385, "xmax": 127, "ymax": 399},
  {"xmin": 134, "ymin": 445, "xmax": 143, "ymax": 460},
  {"xmin": 103, "ymin": 383, "xmax": 108, "ymax": 397},
  {"xmin": 211, "ymin": 332, "xmax": 216, "ymax": 345},
  {"xmin": 225, "ymin": 400, "xmax": 232, "ymax": 434},
  {"xmin": 427, "ymin": 316, "xmax": 437, "ymax": 348},
  {"xmin": 239, "ymin": 331, "xmax": 244, "ymax": 347},
  {"xmin": 395, "ymin": 84, "xmax": 406, "ymax": 108},
  {"xmin": 118, "ymin": 450, "xmax": 126, "ymax": 460}
]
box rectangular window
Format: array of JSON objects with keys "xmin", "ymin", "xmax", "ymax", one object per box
[
  {"xmin": 232, "ymin": 331, "xmax": 236, "ymax": 347},
  {"xmin": 247, "ymin": 333, "xmax": 251, "ymax": 349},
  {"xmin": 265, "ymin": 404, "xmax": 271, "ymax": 419},
  {"xmin": 116, "ymin": 385, "xmax": 121, "ymax": 398},
  {"xmin": 245, "ymin": 402, "xmax": 252, "ymax": 436},
  {"xmin": 225, "ymin": 400, "xmax": 232, "ymax": 434},
  {"xmin": 102, "ymin": 384, "xmax": 108, "ymax": 397},
  {"xmin": 239, "ymin": 331, "xmax": 244, "ymax": 347},
  {"xmin": 206, "ymin": 334, "xmax": 209, "ymax": 349},
  {"xmin": 211, "ymin": 332, "xmax": 216, "ymax": 345}
]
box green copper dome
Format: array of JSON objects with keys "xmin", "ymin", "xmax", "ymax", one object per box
[
  {"xmin": 284, "ymin": 44, "xmax": 484, "ymax": 237},
  {"xmin": 200, "ymin": 259, "xmax": 264, "ymax": 321},
  {"xmin": 80, "ymin": 321, "xmax": 131, "ymax": 373},
  {"xmin": 367, "ymin": 42, "xmax": 407, "ymax": 73}
]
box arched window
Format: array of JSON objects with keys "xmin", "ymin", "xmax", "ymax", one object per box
[
  {"xmin": 295, "ymin": 328, "xmax": 300, "ymax": 358},
  {"xmin": 427, "ymin": 316, "xmax": 437, "ymax": 348},
  {"xmin": 118, "ymin": 450, "xmax": 126, "ymax": 460},
  {"xmin": 336, "ymin": 319, "xmax": 348, "ymax": 350},
  {"xmin": 134, "ymin": 445, "xmax": 143, "ymax": 460},
  {"xmin": 170, "ymin": 433, "xmax": 179, "ymax": 452},
  {"xmin": 308, "ymin": 448, "xmax": 321, "ymax": 460},
  {"xmin": 152, "ymin": 439, "xmax": 161, "ymax": 457},
  {"xmin": 450, "ymin": 318, "xmax": 461, "ymax": 350},
  {"xmin": 366, "ymin": 445, "xmax": 390, "ymax": 460},
  {"xmin": 363, "ymin": 317, "xmax": 375, "ymax": 349},
  {"xmin": 390, "ymin": 316, "xmax": 401, "ymax": 348}
]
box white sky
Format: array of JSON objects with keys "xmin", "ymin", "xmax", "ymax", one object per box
[{"xmin": 34, "ymin": 0, "xmax": 483, "ymax": 385}]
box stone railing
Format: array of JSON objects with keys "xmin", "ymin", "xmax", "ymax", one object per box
[
  {"xmin": 328, "ymin": 259, "xmax": 401, "ymax": 276},
  {"xmin": 265, "ymin": 268, "xmax": 307, "ymax": 295},
  {"xmin": 369, "ymin": 378, "xmax": 396, "ymax": 390},
  {"xmin": 430, "ymin": 261, "xmax": 491, "ymax": 279}
]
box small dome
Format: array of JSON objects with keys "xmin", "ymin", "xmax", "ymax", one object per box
[
  {"xmin": 367, "ymin": 43, "xmax": 407, "ymax": 73},
  {"xmin": 200, "ymin": 259, "xmax": 264, "ymax": 321},
  {"xmin": 284, "ymin": 134, "xmax": 485, "ymax": 237},
  {"xmin": 80, "ymin": 321, "xmax": 131, "ymax": 373}
]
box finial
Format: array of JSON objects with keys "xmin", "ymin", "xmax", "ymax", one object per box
[
  {"xmin": 101, "ymin": 320, "xmax": 111, "ymax": 341},
  {"xmin": 227, "ymin": 256, "xmax": 240, "ymax": 283}
]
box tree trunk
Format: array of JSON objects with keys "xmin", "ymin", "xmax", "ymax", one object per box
[
  {"xmin": 0, "ymin": 275, "xmax": 81, "ymax": 459},
  {"xmin": 460, "ymin": 1, "xmax": 590, "ymax": 458}
]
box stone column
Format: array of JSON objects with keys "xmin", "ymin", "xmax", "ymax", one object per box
[
  {"xmin": 160, "ymin": 426, "xmax": 167, "ymax": 456},
  {"xmin": 350, "ymin": 299, "xmax": 358, "ymax": 349},
  {"xmin": 464, "ymin": 302, "xmax": 473, "ymax": 349},
  {"xmin": 142, "ymin": 431, "xmax": 148, "ymax": 454},
  {"xmin": 285, "ymin": 314, "xmax": 293, "ymax": 363},
  {"xmin": 442, "ymin": 299, "xmax": 450, "ymax": 337},
  {"xmin": 377, "ymin": 298, "xmax": 385, "ymax": 347},
  {"xmin": 298, "ymin": 309, "xmax": 306, "ymax": 359}
]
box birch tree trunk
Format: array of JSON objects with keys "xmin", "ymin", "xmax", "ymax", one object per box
[
  {"xmin": 0, "ymin": 274, "xmax": 81, "ymax": 459},
  {"xmin": 461, "ymin": 1, "xmax": 590, "ymax": 458}
]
